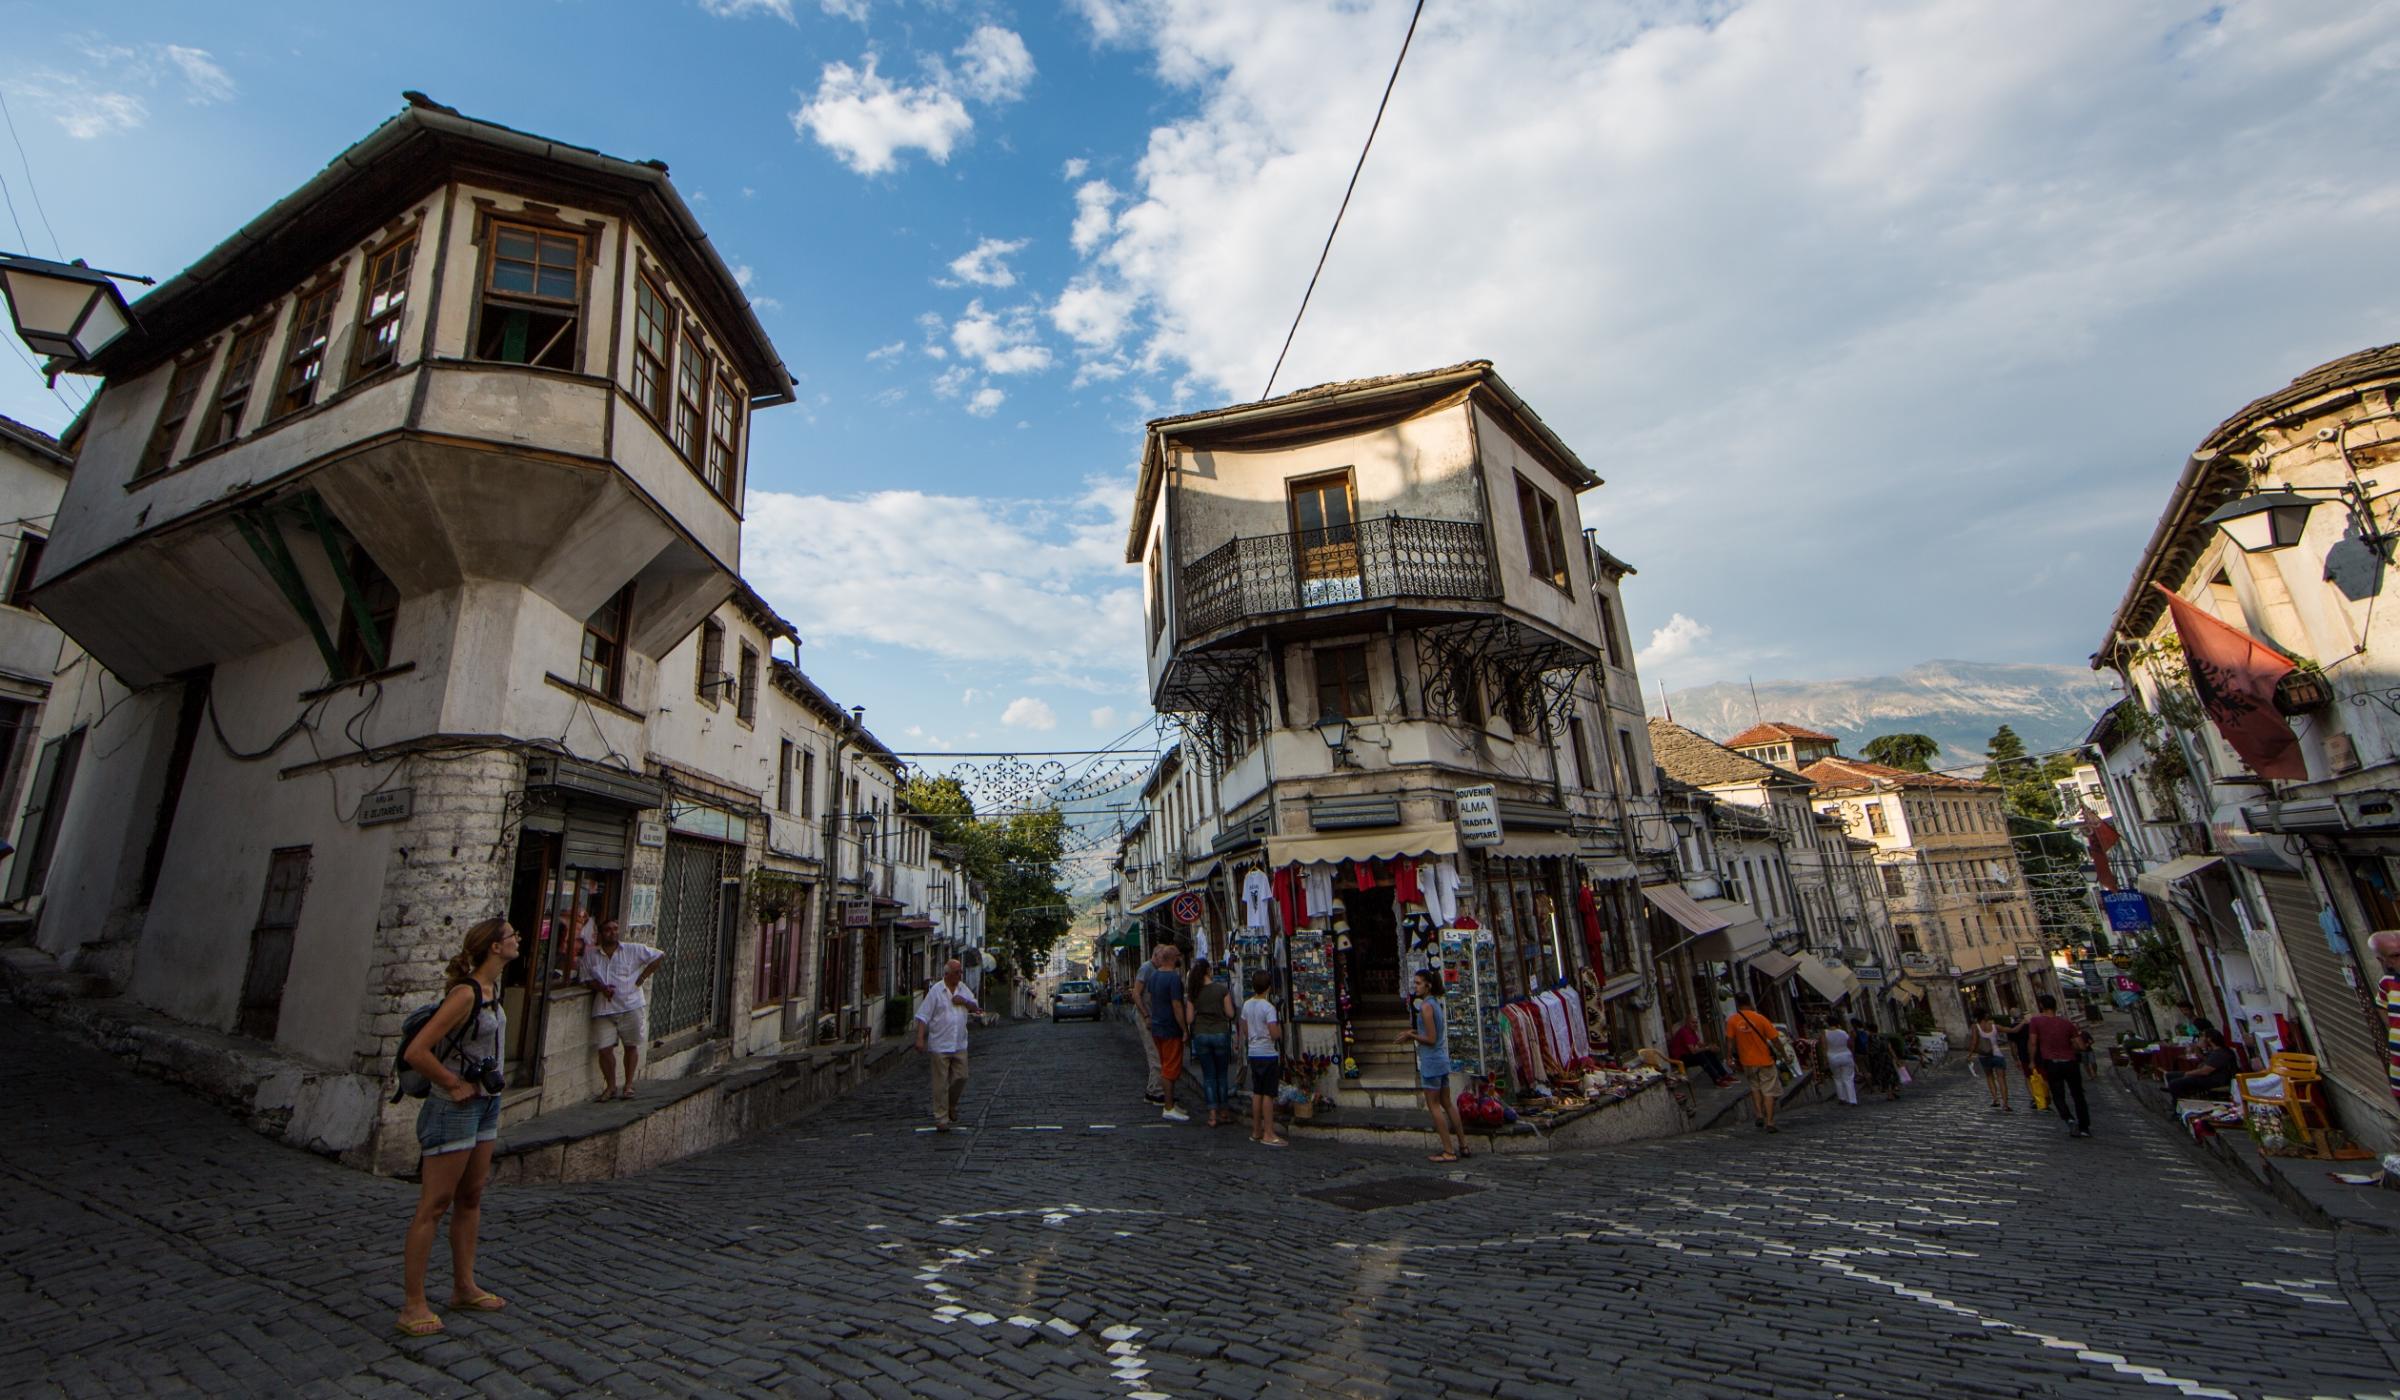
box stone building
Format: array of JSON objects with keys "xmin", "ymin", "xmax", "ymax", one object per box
[
  {"xmin": 1802, "ymin": 755, "xmax": 2047, "ymax": 1039},
  {"xmin": 8, "ymin": 98, "xmax": 974, "ymax": 1172},
  {"xmin": 2094, "ymin": 342, "xmax": 2400, "ymax": 1153},
  {"xmin": 0, "ymin": 413, "xmax": 71, "ymax": 902},
  {"xmin": 1126, "ymin": 361, "xmax": 1664, "ymax": 1101}
]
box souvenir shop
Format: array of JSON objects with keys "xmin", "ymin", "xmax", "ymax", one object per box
[
  {"xmin": 1231, "ymin": 832, "xmax": 1647, "ymax": 1110},
  {"xmin": 1640, "ymin": 882, "xmax": 1771, "ymax": 1045}
]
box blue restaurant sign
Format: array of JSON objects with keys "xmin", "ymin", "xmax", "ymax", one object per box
[{"xmin": 2101, "ymin": 891, "xmax": 2154, "ymax": 933}]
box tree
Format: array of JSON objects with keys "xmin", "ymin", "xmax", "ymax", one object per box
[
  {"xmin": 1983, "ymin": 724, "xmax": 2074, "ymax": 823},
  {"xmin": 904, "ymin": 774, "xmax": 1075, "ymax": 978},
  {"xmin": 1860, "ymin": 733, "xmax": 1939, "ymax": 772}
]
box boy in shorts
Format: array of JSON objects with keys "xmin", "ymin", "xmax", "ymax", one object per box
[{"xmin": 1241, "ymin": 970, "xmax": 1287, "ymax": 1147}]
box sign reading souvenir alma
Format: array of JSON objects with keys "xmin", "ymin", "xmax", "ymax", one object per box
[{"xmin": 1454, "ymin": 784, "xmax": 1504, "ymax": 849}]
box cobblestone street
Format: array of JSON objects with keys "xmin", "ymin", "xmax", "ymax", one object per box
[{"xmin": 6, "ymin": 1013, "xmax": 2400, "ymax": 1400}]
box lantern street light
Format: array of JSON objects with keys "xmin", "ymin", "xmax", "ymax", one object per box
[
  {"xmin": 0, "ymin": 253, "xmax": 152, "ymax": 373},
  {"xmin": 2200, "ymin": 489, "xmax": 2318, "ymax": 554},
  {"xmin": 1314, "ymin": 708, "xmax": 1354, "ymax": 767}
]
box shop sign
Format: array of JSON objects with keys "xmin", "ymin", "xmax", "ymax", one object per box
[
  {"xmin": 357, "ymin": 786, "xmax": 414, "ymax": 826},
  {"xmin": 1172, "ymin": 891, "xmax": 1204, "ymax": 925},
  {"xmin": 1454, "ymin": 784, "xmax": 1504, "ymax": 848},
  {"xmin": 625, "ymin": 884, "xmax": 658, "ymax": 930},
  {"xmin": 2100, "ymin": 891, "xmax": 2153, "ymax": 933},
  {"xmin": 843, "ymin": 901, "xmax": 872, "ymax": 927},
  {"xmin": 636, "ymin": 819, "xmax": 667, "ymax": 848},
  {"xmin": 669, "ymin": 800, "xmax": 748, "ymax": 844}
]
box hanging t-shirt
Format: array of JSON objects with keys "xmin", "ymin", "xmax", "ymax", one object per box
[
  {"xmin": 1302, "ymin": 864, "xmax": 1335, "ymax": 917},
  {"xmin": 1394, "ymin": 859, "xmax": 1423, "ymax": 906},
  {"xmin": 1426, "ymin": 860, "xmax": 1461, "ymax": 925},
  {"xmin": 1271, "ymin": 867, "xmax": 1308, "ymax": 930},
  {"xmin": 1242, "ymin": 870, "xmax": 1271, "ymax": 931}
]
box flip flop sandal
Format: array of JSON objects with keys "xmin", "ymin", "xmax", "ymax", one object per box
[
  {"xmin": 394, "ymin": 1317, "xmax": 446, "ymax": 1337},
  {"xmin": 449, "ymin": 1291, "xmax": 508, "ymax": 1312}
]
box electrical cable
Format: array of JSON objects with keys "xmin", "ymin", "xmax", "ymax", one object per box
[
  {"xmin": 1259, "ymin": 0, "xmax": 1427, "ymax": 402},
  {"xmin": 0, "ymin": 86, "xmax": 62, "ymax": 257}
]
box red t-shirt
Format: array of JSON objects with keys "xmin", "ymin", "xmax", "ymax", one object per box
[{"xmin": 2025, "ymin": 1013, "xmax": 2081, "ymax": 1062}]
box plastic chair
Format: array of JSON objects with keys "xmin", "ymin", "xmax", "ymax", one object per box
[{"xmin": 2235, "ymin": 1053, "xmax": 2332, "ymax": 1156}]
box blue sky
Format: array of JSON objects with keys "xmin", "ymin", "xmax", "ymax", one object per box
[{"xmin": 5, "ymin": 1, "xmax": 2400, "ymax": 765}]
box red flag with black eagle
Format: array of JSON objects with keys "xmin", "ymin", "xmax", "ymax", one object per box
[
  {"xmin": 2151, "ymin": 583, "xmax": 2305, "ymax": 780},
  {"xmin": 2085, "ymin": 818, "xmax": 2120, "ymax": 892}
]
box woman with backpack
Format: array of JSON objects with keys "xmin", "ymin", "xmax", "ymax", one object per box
[{"xmin": 395, "ymin": 918, "xmax": 519, "ymax": 1338}]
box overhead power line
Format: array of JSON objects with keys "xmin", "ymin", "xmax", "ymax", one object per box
[{"xmin": 1259, "ymin": 0, "xmax": 1427, "ymax": 401}]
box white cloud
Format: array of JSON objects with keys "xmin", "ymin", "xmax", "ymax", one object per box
[
  {"xmin": 1069, "ymin": 179, "xmax": 1120, "ymax": 256},
  {"xmin": 931, "ymin": 365, "xmax": 974, "ymax": 398},
  {"xmin": 792, "ymin": 57, "xmax": 974, "ymax": 175},
  {"xmin": 947, "ymin": 236, "xmax": 1030, "ymax": 288},
  {"xmin": 50, "ymin": 89, "xmax": 146, "ymax": 139},
  {"xmin": 822, "ymin": 0, "xmax": 869, "ymax": 19},
  {"xmin": 951, "ymin": 300, "xmax": 1054, "ymax": 374},
  {"xmin": 699, "ymin": 0, "xmax": 794, "ymax": 17},
  {"xmin": 966, "ymin": 386, "xmax": 1007, "ymax": 416},
  {"xmin": 1636, "ymin": 614, "xmax": 1712, "ymax": 672},
  {"xmin": 161, "ymin": 46, "xmax": 234, "ymax": 104},
  {"xmin": 1062, "ymin": 157, "xmax": 1090, "ymax": 181},
  {"xmin": 1002, "ymin": 697, "xmax": 1059, "ymax": 731},
  {"xmin": 1051, "ymin": 276, "xmax": 1138, "ymax": 350},
  {"xmin": 954, "ymin": 25, "xmax": 1037, "ymax": 104},
  {"xmin": 730, "ymin": 263, "xmax": 782, "ymax": 312},
  {"xmin": 1089, "ymin": 705, "xmax": 1119, "ymax": 730},
  {"xmin": 867, "ymin": 340, "xmax": 907, "ymax": 362},
  {"xmin": 1074, "ymin": 0, "xmax": 2400, "ymax": 682}
]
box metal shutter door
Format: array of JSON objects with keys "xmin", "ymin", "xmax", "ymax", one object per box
[
  {"xmin": 2255, "ymin": 872, "xmax": 2387, "ymax": 1102},
  {"xmin": 562, "ymin": 804, "xmax": 626, "ymax": 871}
]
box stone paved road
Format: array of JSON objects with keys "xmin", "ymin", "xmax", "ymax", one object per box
[{"xmin": 6, "ymin": 1013, "xmax": 2400, "ymax": 1400}]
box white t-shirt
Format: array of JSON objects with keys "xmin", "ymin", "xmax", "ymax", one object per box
[
  {"xmin": 914, "ymin": 979, "xmax": 980, "ymax": 1054},
  {"xmin": 1241, "ymin": 870, "xmax": 1271, "ymax": 930},
  {"xmin": 1241, "ymin": 995, "xmax": 1279, "ymax": 1057},
  {"xmin": 579, "ymin": 941, "xmax": 665, "ymax": 1015}
]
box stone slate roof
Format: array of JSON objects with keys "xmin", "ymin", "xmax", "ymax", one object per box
[
  {"xmin": 2196, "ymin": 342, "xmax": 2400, "ymax": 456},
  {"xmin": 0, "ymin": 413, "xmax": 69, "ymax": 468},
  {"xmin": 1725, "ymin": 721, "xmax": 1835, "ymax": 748},
  {"xmin": 1647, "ymin": 718, "xmax": 1797, "ymax": 790},
  {"xmin": 1799, "ymin": 755, "xmax": 1991, "ymax": 794}
]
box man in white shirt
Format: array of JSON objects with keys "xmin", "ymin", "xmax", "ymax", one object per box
[
  {"xmin": 577, "ymin": 920, "xmax": 666, "ymax": 1102},
  {"xmin": 914, "ymin": 958, "xmax": 981, "ymax": 1131}
]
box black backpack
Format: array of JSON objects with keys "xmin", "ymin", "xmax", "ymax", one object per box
[{"xmin": 389, "ymin": 981, "xmax": 487, "ymax": 1103}]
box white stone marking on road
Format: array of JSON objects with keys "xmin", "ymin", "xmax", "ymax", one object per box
[
  {"xmin": 1089, "ymin": 1123, "xmax": 1116, "ymax": 1130},
  {"xmin": 963, "ymin": 1312, "xmax": 998, "ymax": 1326},
  {"xmin": 1045, "ymin": 1319, "xmax": 1080, "ymax": 1337},
  {"xmin": 1101, "ymin": 1326, "xmax": 1141, "ymax": 1341},
  {"xmin": 864, "ymin": 1224, "xmax": 886, "ymax": 1231}
]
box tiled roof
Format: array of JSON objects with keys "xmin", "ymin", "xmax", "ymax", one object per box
[
  {"xmin": 0, "ymin": 413, "xmax": 70, "ymax": 468},
  {"xmin": 1144, "ymin": 360, "xmax": 1495, "ymax": 431},
  {"xmin": 1799, "ymin": 756, "xmax": 1991, "ymax": 794},
  {"xmin": 2197, "ymin": 342, "xmax": 2400, "ymax": 456},
  {"xmin": 1647, "ymin": 718, "xmax": 1797, "ymax": 789},
  {"xmin": 1726, "ymin": 721, "xmax": 1835, "ymax": 748}
]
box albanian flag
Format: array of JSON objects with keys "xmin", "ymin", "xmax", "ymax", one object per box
[
  {"xmin": 2152, "ymin": 583, "xmax": 2305, "ymax": 780},
  {"xmin": 2086, "ymin": 818, "xmax": 2120, "ymax": 892}
]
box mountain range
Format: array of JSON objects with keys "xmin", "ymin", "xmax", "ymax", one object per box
[{"xmin": 1657, "ymin": 660, "xmax": 2121, "ymax": 771}]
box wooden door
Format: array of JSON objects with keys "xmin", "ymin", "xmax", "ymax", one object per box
[
  {"xmin": 237, "ymin": 847, "xmax": 312, "ymax": 1040},
  {"xmin": 1288, "ymin": 471, "xmax": 1360, "ymax": 604}
]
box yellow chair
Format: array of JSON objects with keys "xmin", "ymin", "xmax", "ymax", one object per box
[{"xmin": 2236, "ymin": 1053, "xmax": 2332, "ymax": 1157}]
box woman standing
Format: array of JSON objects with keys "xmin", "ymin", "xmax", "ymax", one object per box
[
  {"xmin": 395, "ymin": 919, "xmax": 520, "ymax": 1338},
  {"xmin": 1971, "ymin": 1014, "xmax": 2013, "ymax": 1111},
  {"xmin": 1853, "ymin": 1017, "xmax": 1901, "ymax": 1100},
  {"xmin": 1398, "ymin": 969, "xmax": 1468, "ymax": 1163},
  {"xmin": 1186, "ymin": 959, "xmax": 1238, "ymax": 1128},
  {"xmin": 1821, "ymin": 1019, "xmax": 1857, "ymax": 1106}
]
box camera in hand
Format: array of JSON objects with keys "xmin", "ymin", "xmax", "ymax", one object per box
[{"xmin": 465, "ymin": 1056, "xmax": 506, "ymax": 1095}]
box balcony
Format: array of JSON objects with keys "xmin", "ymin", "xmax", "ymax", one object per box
[{"xmin": 1179, "ymin": 516, "xmax": 1494, "ymax": 642}]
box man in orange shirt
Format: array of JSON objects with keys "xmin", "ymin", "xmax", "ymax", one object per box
[{"xmin": 1724, "ymin": 994, "xmax": 1787, "ymax": 1133}]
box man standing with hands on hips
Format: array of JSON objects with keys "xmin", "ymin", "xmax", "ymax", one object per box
[
  {"xmin": 578, "ymin": 920, "xmax": 665, "ymax": 1102},
  {"xmin": 915, "ymin": 958, "xmax": 981, "ymax": 1131}
]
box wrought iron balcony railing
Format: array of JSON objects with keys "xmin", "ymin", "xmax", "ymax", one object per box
[{"xmin": 1179, "ymin": 516, "xmax": 1494, "ymax": 639}]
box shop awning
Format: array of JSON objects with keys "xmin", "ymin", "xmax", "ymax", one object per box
[
  {"xmin": 1709, "ymin": 904, "xmax": 1772, "ymax": 962},
  {"xmin": 1887, "ymin": 978, "xmax": 1926, "ymax": 1004},
  {"xmin": 1266, "ymin": 824, "xmax": 1459, "ymax": 867},
  {"xmin": 2133, "ymin": 853, "xmax": 2222, "ymax": 902},
  {"xmin": 1125, "ymin": 886, "xmax": 1184, "ymax": 916},
  {"xmin": 1643, "ymin": 883, "xmax": 1731, "ymax": 938},
  {"xmin": 1107, "ymin": 923, "xmax": 1142, "ymax": 949},
  {"xmin": 1745, "ymin": 947, "xmax": 1801, "ymax": 979},
  {"xmin": 1796, "ymin": 954, "xmax": 1860, "ymax": 1003},
  {"xmin": 1642, "ymin": 884, "xmax": 1769, "ymax": 963},
  {"xmin": 1578, "ymin": 855, "xmax": 1637, "ymax": 883},
  {"xmin": 1957, "ymin": 965, "xmax": 2006, "ymax": 987}
]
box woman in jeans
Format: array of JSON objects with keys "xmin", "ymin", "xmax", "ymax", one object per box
[
  {"xmin": 395, "ymin": 918, "xmax": 520, "ymax": 1337},
  {"xmin": 1186, "ymin": 959, "xmax": 1239, "ymax": 1127}
]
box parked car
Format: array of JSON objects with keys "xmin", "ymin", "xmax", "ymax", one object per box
[{"xmin": 1051, "ymin": 980, "xmax": 1102, "ymax": 1023}]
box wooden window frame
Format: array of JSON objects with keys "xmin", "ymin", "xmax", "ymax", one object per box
[
  {"xmin": 472, "ymin": 219, "xmax": 587, "ymax": 371},
  {"xmin": 350, "ymin": 233, "xmax": 418, "ymax": 380},
  {"xmin": 1147, "ymin": 550, "xmax": 1165, "ymax": 642},
  {"xmin": 579, "ymin": 584, "xmax": 635, "ymax": 701},
  {"xmin": 1313, "ymin": 643, "xmax": 1373, "ymax": 720},
  {"xmin": 631, "ymin": 273, "xmax": 673, "ymax": 424},
  {"xmin": 1286, "ymin": 470, "xmax": 1359, "ymax": 589},
  {"xmin": 1617, "ymin": 728, "xmax": 1643, "ymax": 797},
  {"xmin": 137, "ymin": 352, "xmax": 214, "ymax": 480},
  {"xmin": 1515, "ymin": 472, "xmax": 1571, "ymax": 595},
  {"xmin": 5, "ymin": 532, "xmax": 43, "ymax": 609},
  {"xmin": 708, "ymin": 373, "xmax": 743, "ymax": 501},
  {"xmin": 331, "ymin": 544, "xmax": 401, "ymax": 681},
  {"xmin": 273, "ymin": 278, "xmax": 343, "ymax": 420},
  {"xmin": 1595, "ymin": 595, "xmax": 1624, "ymax": 667},
  {"xmin": 736, "ymin": 642, "xmax": 760, "ymax": 725},
  {"xmin": 674, "ymin": 329, "xmax": 708, "ymax": 464},
  {"xmin": 198, "ymin": 320, "xmax": 276, "ymax": 452},
  {"xmin": 1568, "ymin": 717, "xmax": 1593, "ymax": 790},
  {"xmin": 695, "ymin": 618, "xmax": 725, "ymax": 706},
  {"xmin": 800, "ymin": 748, "xmax": 817, "ymax": 819},
  {"xmin": 777, "ymin": 739, "xmax": 795, "ymax": 814}
]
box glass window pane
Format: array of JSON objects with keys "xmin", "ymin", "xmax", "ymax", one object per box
[
  {"xmin": 536, "ymin": 267, "xmax": 577, "ymax": 300},
  {"xmin": 540, "ymin": 234, "xmax": 579, "ymax": 266},
  {"xmin": 497, "ymin": 229, "xmax": 537, "ymax": 261},
  {"xmin": 491, "ymin": 261, "xmax": 536, "ymax": 295}
]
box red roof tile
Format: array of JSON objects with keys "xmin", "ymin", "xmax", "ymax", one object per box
[
  {"xmin": 1726, "ymin": 722, "xmax": 1837, "ymax": 748},
  {"xmin": 1799, "ymin": 756, "xmax": 1990, "ymax": 793}
]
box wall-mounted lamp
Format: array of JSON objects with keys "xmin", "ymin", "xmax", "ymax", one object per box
[
  {"xmin": 2201, "ymin": 489, "xmax": 2320, "ymax": 554},
  {"xmin": 0, "ymin": 253, "xmax": 152, "ymax": 371},
  {"xmin": 1314, "ymin": 708, "xmax": 1355, "ymax": 767}
]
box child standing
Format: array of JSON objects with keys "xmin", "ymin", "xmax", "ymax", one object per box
[{"xmin": 1241, "ymin": 970, "xmax": 1287, "ymax": 1148}]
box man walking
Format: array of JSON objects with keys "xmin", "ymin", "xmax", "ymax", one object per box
[
  {"xmin": 2022, "ymin": 994, "xmax": 2093, "ymax": 1138},
  {"xmin": 1723, "ymin": 994, "xmax": 1787, "ymax": 1133},
  {"xmin": 914, "ymin": 958, "xmax": 980, "ymax": 1131},
  {"xmin": 1132, "ymin": 945, "xmax": 1170, "ymax": 1106},
  {"xmin": 1142, "ymin": 943, "xmax": 1192, "ymax": 1122},
  {"xmin": 577, "ymin": 920, "xmax": 665, "ymax": 1101}
]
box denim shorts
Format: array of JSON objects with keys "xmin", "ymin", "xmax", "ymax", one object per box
[
  {"xmin": 416, "ymin": 1092, "xmax": 502, "ymax": 1157},
  {"xmin": 1420, "ymin": 1069, "xmax": 1453, "ymax": 1092}
]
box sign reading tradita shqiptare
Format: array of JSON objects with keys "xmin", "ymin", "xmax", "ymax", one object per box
[{"xmin": 1454, "ymin": 784, "xmax": 1504, "ymax": 849}]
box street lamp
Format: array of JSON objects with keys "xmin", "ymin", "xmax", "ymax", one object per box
[
  {"xmin": 1314, "ymin": 708, "xmax": 1354, "ymax": 767},
  {"xmin": 2200, "ymin": 489, "xmax": 2317, "ymax": 554},
  {"xmin": 0, "ymin": 253, "xmax": 150, "ymax": 369}
]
